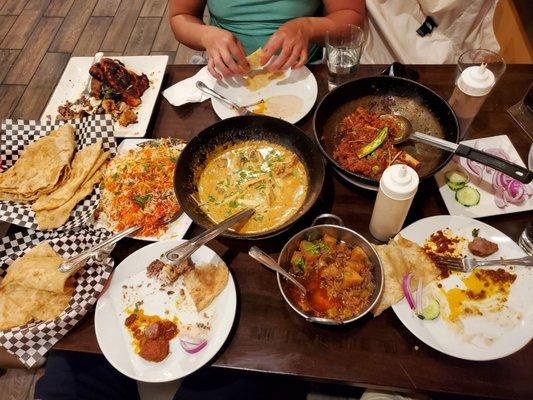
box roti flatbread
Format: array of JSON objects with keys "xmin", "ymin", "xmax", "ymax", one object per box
[
  {"xmin": 0, "ymin": 242, "xmax": 67, "ymax": 293},
  {"xmin": 32, "ymin": 140, "xmax": 103, "ymax": 211},
  {"xmin": 246, "ymin": 48, "xmax": 264, "ymax": 70},
  {"xmin": 372, "ymin": 235, "xmax": 439, "ymax": 316},
  {"xmin": 184, "ymin": 264, "xmax": 228, "ymax": 311},
  {"xmin": 35, "ymin": 166, "xmax": 104, "ymax": 230},
  {"xmin": 0, "ymin": 125, "xmax": 76, "ymax": 201},
  {"xmin": 0, "ymin": 242, "xmax": 73, "ymax": 331}
]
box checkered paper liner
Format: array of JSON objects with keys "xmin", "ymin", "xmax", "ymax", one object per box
[
  {"xmin": 0, "ymin": 115, "xmax": 116, "ymax": 231},
  {"xmin": 0, "ymin": 227, "xmax": 115, "ymax": 368}
]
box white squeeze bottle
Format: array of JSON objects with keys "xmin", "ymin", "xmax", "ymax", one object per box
[
  {"xmin": 369, "ymin": 165, "xmax": 419, "ymax": 242},
  {"xmin": 448, "ymin": 62, "xmax": 495, "ymax": 138}
]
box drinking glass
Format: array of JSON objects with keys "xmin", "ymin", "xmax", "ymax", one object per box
[
  {"xmin": 325, "ymin": 25, "xmax": 365, "ymax": 91},
  {"xmin": 456, "ymin": 49, "xmax": 506, "ymax": 82}
]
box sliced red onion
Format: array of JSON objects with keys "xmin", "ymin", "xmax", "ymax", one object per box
[
  {"xmin": 180, "ymin": 336, "xmax": 208, "ymax": 354},
  {"xmin": 402, "ymin": 273, "xmax": 416, "ymax": 310},
  {"xmin": 494, "ymin": 186, "xmax": 507, "ymax": 208}
]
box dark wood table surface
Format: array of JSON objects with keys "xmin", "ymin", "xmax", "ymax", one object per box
[{"xmin": 50, "ymin": 65, "xmax": 532, "ymax": 399}]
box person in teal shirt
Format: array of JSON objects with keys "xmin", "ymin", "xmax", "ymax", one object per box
[{"xmin": 170, "ymin": 0, "xmax": 365, "ymax": 79}]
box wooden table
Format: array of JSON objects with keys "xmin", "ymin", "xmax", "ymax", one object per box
[{"xmin": 47, "ymin": 65, "xmax": 533, "ymax": 399}]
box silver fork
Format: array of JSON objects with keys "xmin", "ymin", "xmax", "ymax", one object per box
[
  {"xmin": 434, "ymin": 255, "xmax": 533, "ymax": 272},
  {"xmin": 196, "ymin": 81, "xmax": 254, "ymax": 116}
]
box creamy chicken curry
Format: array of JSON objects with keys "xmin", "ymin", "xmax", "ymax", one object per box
[{"xmin": 197, "ymin": 141, "xmax": 308, "ymax": 234}]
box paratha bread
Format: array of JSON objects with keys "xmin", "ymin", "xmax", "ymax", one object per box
[
  {"xmin": 372, "ymin": 235, "xmax": 439, "ymax": 316},
  {"xmin": 184, "ymin": 264, "xmax": 229, "ymax": 311},
  {"xmin": 0, "ymin": 241, "xmax": 73, "ymax": 331},
  {"xmin": 0, "ymin": 125, "xmax": 76, "ymax": 202},
  {"xmin": 246, "ymin": 48, "xmax": 264, "ymax": 70},
  {"xmin": 32, "ymin": 140, "xmax": 103, "ymax": 211},
  {"xmin": 35, "ymin": 165, "xmax": 104, "ymax": 230},
  {"xmin": 0, "ymin": 242, "xmax": 68, "ymax": 293}
]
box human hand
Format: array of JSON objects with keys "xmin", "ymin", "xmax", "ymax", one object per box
[
  {"xmin": 202, "ymin": 26, "xmax": 249, "ymax": 79},
  {"xmin": 261, "ymin": 19, "xmax": 309, "ymax": 71}
]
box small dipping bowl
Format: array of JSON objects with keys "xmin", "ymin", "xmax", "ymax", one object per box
[{"xmin": 276, "ymin": 214, "xmax": 384, "ymax": 325}]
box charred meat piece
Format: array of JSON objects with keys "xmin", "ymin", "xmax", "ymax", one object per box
[
  {"xmin": 147, "ymin": 259, "xmax": 165, "ymax": 278},
  {"xmin": 468, "ymin": 237, "xmax": 499, "ymax": 257},
  {"xmin": 89, "ymin": 58, "xmax": 149, "ymax": 107},
  {"xmin": 144, "ymin": 322, "xmax": 162, "ymax": 340}
]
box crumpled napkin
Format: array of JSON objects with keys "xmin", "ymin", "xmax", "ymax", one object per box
[{"xmin": 162, "ymin": 66, "xmax": 216, "ymax": 106}]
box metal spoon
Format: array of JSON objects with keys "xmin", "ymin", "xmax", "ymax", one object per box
[
  {"xmin": 379, "ymin": 114, "xmax": 533, "ymax": 184},
  {"xmin": 248, "ymin": 246, "xmax": 342, "ymax": 325},
  {"xmin": 248, "ymin": 246, "xmax": 306, "ymax": 293},
  {"xmin": 196, "ymin": 81, "xmax": 253, "ymax": 116}
]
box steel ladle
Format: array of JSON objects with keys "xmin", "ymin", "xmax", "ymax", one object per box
[{"xmin": 380, "ymin": 114, "xmax": 533, "ymax": 184}]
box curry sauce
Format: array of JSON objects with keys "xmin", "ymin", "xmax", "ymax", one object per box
[{"xmin": 197, "ymin": 141, "xmax": 308, "ymax": 234}]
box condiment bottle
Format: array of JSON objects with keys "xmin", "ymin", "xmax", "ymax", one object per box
[
  {"xmin": 448, "ymin": 62, "xmax": 495, "ymax": 138},
  {"xmin": 369, "ymin": 165, "xmax": 419, "ymax": 242}
]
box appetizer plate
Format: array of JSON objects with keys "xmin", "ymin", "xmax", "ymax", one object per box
[
  {"xmin": 211, "ymin": 66, "xmax": 318, "ymax": 124},
  {"xmin": 434, "ymin": 135, "xmax": 533, "ymax": 218},
  {"xmin": 91, "ymin": 138, "xmax": 192, "ymax": 241},
  {"xmin": 41, "ymin": 55, "xmax": 168, "ymax": 138},
  {"xmin": 393, "ymin": 215, "xmax": 533, "ymax": 361},
  {"xmin": 95, "ymin": 240, "xmax": 237, "ymax": 382}
]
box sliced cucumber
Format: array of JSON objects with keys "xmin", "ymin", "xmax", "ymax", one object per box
[
  {"xmin": 455, "ymin": 186, "xmax": 480, "ymax": 207},
  {"xmin": 447, "ymin": 180, "xmax": 466, "ymax": 191},
  {"xmin": 418, "ymin": 299, "xmax": 440, "ymax": 320},
  {"xmin": 445, "ymin": 170, "xmax": 468, "ymax": 185}
]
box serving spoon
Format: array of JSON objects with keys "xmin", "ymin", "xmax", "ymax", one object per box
[
  {"xmin": 379, "ymin": 114, "xmax": 533, "ymax": 184},
  {"xmin": 248, "ymin": 246, "xmax": 342, "ymax": 325}
]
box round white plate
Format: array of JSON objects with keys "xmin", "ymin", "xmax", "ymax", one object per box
[
  {"xmin": 95, "ymin": 240, "xmax": 236, "ymax": 382},
  {"xmin": 392, "ymin": 215, "xmax": 532, "ymax": 361},
  {"xmin": 211, "ymin": 66, "xmax": 317, "ymax": 124}
]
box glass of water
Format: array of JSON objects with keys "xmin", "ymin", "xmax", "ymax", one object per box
[{"xmin": 325, "ymin": 24, "xmax": 365, "ymax": 91}]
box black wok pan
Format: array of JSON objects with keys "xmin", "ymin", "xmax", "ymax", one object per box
[
  {"xmin": 313, "ymin": 75, "xmax": 459, "ymax": 188},
  {"xmin": 174, "ymin": 115, "xmax": 325, "ymax": 239}
]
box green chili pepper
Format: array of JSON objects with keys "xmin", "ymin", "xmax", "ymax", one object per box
[{"xmin": 357, "ymin": 127, "xmax": 388, "ymax": 159}]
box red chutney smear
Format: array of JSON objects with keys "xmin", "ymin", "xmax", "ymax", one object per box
[
  {"xmin": 423, "ymin": 230, "xmax": 462, "ymax": 279},
  {"xmin": 125, "ymin": 309, "xmax": 178, "ymax": 362}
]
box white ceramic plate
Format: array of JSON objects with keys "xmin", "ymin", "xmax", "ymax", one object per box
[
  {"xmin": 95, "ymin": 240, "xmax": 237, "ymax": 382},
  {"xmin": 434, "ymin": 135, "xmax": 533, "ymax": 218},
  {"xmin": 91, "ymin": 139, "xmax": 192, "ymax": 241},
  {"xmin": 392, "ymin": 215, "xmax": 533, "ymax": 361},
  {"xmin": 41, "ymin": 55, "xmax": 168, "ymax": 138},
  {"xmin": 211, "ymin": 66, "xmax": 317, "ymax": 124}
]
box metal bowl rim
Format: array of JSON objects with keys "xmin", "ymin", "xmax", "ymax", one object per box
[{"xmin": 275, "ymin": 223, "xmax": 384, "ymax": 325}]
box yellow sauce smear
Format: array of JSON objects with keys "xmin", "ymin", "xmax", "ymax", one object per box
[
  {"xmin": 244, "ymin": 70, "xmax": 285, "ymax": 91},
  {"xmin": 197, "ymin": 140, "xmax": 308, "ymax": 234},
  {"xmin": 443, "ymin": 269, "xmax": 516, "ymax": 321}
]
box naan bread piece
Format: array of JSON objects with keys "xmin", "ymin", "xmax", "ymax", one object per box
[
  {"xmin": 0, "ymin": 242, "xmax": 73, "ymax": 330},
  {"xmin": 372, "ymin": 235, "xmax": 439, "ymax": 316},
  {"xmin": 0, "ymin": 242, "xmax": 67, "ymax": 293},
  {"xmin": 394, "ymin": 235, "xmax": 439, "ymax": 285},
  {"xmin": 0, "ymin": 125, "xmax": 75, "ymax": 200},
  {"xmin": 0, "ymin": 294, "xmax": 30, "ymax": 330},
  {"xmin": 35, "ymin": 166, "xmax": 103, "ymax": 230},
  {"xmin": 184, "ymin": 264, "xmax": 228, "ymax": 311},
  {"xmin": 246, "ymin": 48, "xmax": 264, "ymax": 70},
  {"xmin": 372, "ymin": 244, "xmax": 407, "ymax": 316},
  {"xmin": 32, "ymin": 141, "xmax": 103, "ymax": 211},
  {"xmin": 81, "ymin": 150, "xmax": 109, "ymax": 186}
]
